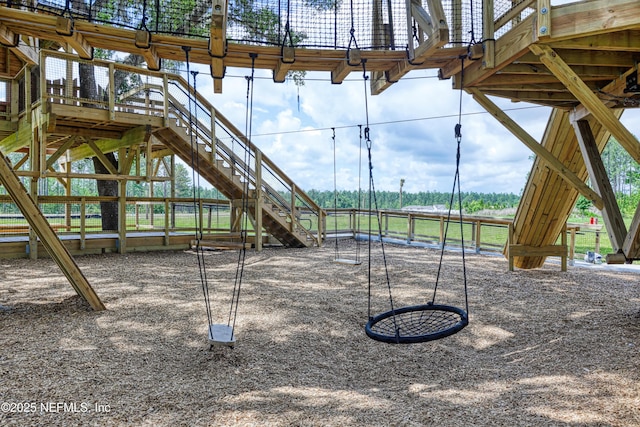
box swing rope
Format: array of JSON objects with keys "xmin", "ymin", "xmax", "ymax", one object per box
[
  {"xmin": 332, "ymin": 128, "xmax": 340, "ymax": 258},
  {"xmin": 183, "ymin": 46, "xmax": 213, "ymax": 331},
  {"xmin": 360, "ymin": 60, "xmax": 397, "ymax": 326},
  {"xmin": 228, "ymin": 53, "xmax": 258, "ymax": 337},
  {"xmin": 364, "ymin": 57, "xmax": 469, "ymax": 344},
  {"xmin": 332, "ymin": 127, "xmax": 362, "ymax": 265},
  {"xmin": 433, "ymin": 58, "xmax": 469, "ymax": 314}
]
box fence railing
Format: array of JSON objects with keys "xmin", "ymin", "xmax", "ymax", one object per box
[
  {"xmin": 0, "ymin": 196, "xmax": 612, "ymax": 261},
  {"xmin": 0, "ymin": 194, "xmax": 233, "ymax": 239},
  {"xmin": 326, "ymin": 208, "xmax": 609, "ymax": 260}
]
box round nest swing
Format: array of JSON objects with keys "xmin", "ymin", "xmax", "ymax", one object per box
[{"xmin": 365, "ymin": 303, "xmax": 469, "ymax": 344}]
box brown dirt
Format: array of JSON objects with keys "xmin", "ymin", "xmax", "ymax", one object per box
[{"xmin": 1, "ymin": 241, "xmax": 639, "ymax": 426}]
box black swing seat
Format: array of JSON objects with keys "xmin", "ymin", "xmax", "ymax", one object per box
[
  {"xmin": 365, "ymin": 303, "xmax": 468, "ymax": 344},
  {"xmin": 208, "ymin": 323, "xmax": 235, "ymax": 347}
]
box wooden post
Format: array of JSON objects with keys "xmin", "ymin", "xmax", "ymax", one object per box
[
  {"xmin": 569, "ymin": 226, "xmax": 578, "ymax": 266},
  {"xmin": 0, "ymin": 150, "xmax": 104, "ymax": 310},
  {"xmin": 561, "ymin": 224, "xmax": 567, "ymax": 272},
  {"xmin": 407, "ymin": 213, "xmax": 412, "ymax": 243},
  {"xmin": 475, "ymin": 219, "xmax": 481, "ymax": 253},
  {"xmin": 108, "ymin": 63, "xmax": 115, "ymax": 120},
  {"xmin": 290, "ymin": 183, "xmax": 296, "ymax": 233},
  {"xmin": 80, "ymin": 197, "xmax": 86, "ymax": 250},
  {"xmin": 162, "ymin": 75, "xmax": 169, "ymax": 126},
  {"xmin": 255, "ymin": 150, "xmax": 263, "ymax": 251},
  {"xmin": 439, "ymin": 216, "xmax": 445, "ymax": 248},
  {"xmin": 164, "ymin": 198, "xmax": 169, "ymax": 246},
  {"xmin": 198, "ymin": 198, "xmax": 204, "ymax": 238},
  {"xmin": 482, "ymin": 0, "xmax": 494, "ymax": 69},
  {"xmin": 28, "ymin": 177, "xmax": 38, "ymax": 259},
  {"xmin": 118, "ymin": 180, "xmax": 127, "ymax": 254},
  {"xmin": 508, "ymin": 222, "xmax": 514, "ymax": 271},
  {"xmin": 39, "ymin": 49, "xmax": 47, "ymax": 114}
]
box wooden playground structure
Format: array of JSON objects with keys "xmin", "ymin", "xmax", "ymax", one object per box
[{"xmin": 1, "ymin": 0, "xmax": 640, "ymax": 309}]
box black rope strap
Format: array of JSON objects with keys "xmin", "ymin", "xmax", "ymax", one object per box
[
  {"xmin": 365, "ymin": 56, "xmax": 469, "ymax": 344},
  {"xmin": 183, "ymin": 46, "xmax": 213, "ymax": 330}
]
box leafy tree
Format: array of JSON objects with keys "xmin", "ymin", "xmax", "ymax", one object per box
[
  {"xmin": 575, "ymin": 195, "xmax": 592, "ymax": 217},
  {"xmin": 175, "ymin": 163, "xmax": 193, "ymax": 198}
]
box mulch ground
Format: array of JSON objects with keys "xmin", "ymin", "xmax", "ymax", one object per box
[{"xmin": 1, "ymin": 240, "xmax": 639, "ymax": 426}]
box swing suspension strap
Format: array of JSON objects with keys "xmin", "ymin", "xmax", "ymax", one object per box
[
  {"xmin": 332, "ymin": 128, "xmax": 340, "ymax": 259},
  {"xmin": 360, "ymin": 59, "xmax": 396, "ymax": 322},
  {"xmin": 364, "ymin": 56, "xmax": 469, "ymax": 344},
  {"xmin": 433, "ymin": 56, "xmax": 469, "ymax": 313},
  {"xmin": 183, "ymin": 46, "xmax": 213, "ymax": 329},
  {"xmin": 228, "ymin": 53, "xmax": 257, "ymax": 334}
]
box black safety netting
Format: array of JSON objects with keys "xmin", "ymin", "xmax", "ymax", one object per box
[{"xmin": 0, "ymin": 0, "xmax": 511, "ymax": 51}]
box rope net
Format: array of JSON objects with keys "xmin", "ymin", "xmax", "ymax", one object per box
[
  {"xmin": 6, "ymin": 0, "xmax": 496, "ymax": 50},
  {"xmin": 366, "ymin": 303, "xmax": 468, "ymax": 344}
]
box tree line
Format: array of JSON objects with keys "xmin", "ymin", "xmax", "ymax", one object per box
[{"xmin": 305, "ymin": 189, "xmax": 520, "ymax": 212}]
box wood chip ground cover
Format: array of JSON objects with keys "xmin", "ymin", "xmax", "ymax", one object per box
[{"xmin": 0, "ymin": 241, "xmax": 639, "ymax": 426}]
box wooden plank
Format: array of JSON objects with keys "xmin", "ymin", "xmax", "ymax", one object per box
[
  {"xmin": 508, "ymin": 245, "xmax": 566, "ymax": 257},
  {"xmin": 530, "ymin": 44, "xmax": 640, "ymax": 164},
  {"xmin": 549, "ymin": 31, "xmax": 640, "ymax": 52},
  {"xmin": 573, "ymin": 119, "xmax": 627, "ymax": 251},
  {"xmin": 549, "ymin": 0, "xmax": 640, "ymax": 42},
  {"xmin": 470, "ymin": 89, "xmax": 603, "ymax": 210},
  {"xmin": 0, "ymin": 149, "xmax": 104, "ymax": 310}
]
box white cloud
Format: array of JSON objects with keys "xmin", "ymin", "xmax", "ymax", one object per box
[{"xmin": 186, "ymin": 64, "xmax": 640, "ymax": 196}]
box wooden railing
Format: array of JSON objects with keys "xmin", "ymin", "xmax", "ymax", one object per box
[{"xmin": 326, "ymin": 208, "xmax": 601, "ymax": 264}]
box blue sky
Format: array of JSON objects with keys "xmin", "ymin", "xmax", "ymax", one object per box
[{"xmin": 191, "ymin": 65, "xmax": 640, "ymax": 196}]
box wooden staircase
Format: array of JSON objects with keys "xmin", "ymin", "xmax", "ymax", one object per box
[{"xmin": 152, "ymin": 96, "xmax": 323, "ymax": 248}]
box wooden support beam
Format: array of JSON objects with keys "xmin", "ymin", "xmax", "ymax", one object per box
[
  {"xmin": 66, "ymin": 126, "xmax": 150, "ymax": 162},
  {"xmin": 573, "ymin": 120, "xmax": 627, "ymax": 252},
  {"xmin": 55, "ymin": 17, "xmax": 93, "ymax": 60},
  {"xmin": 11, "ymin": 37, "xmax": 39, "ymax": 66},
  {"xmin": 0, "ymin": 150, "xmax": 104, "ymax": 310},
  {"xmin": 408, "ymin": 0, "xmax": 449, "ymax": 63},
  {"xmin": 529, "ymin": 44, "xmax": 640, "ymax": 164},
  {"xmin": 134, "ymin": 30, "xmax": 161, "ymax": 72},
  {"xmin": 46, "ymin": 135, "xmax": 76, "ymax": 169},
  {"xmin": 470, "ymin": 88, "xmax": 604, "ymax": 210},
  {"xmin": 273, "ymin": 47, "xmax": 294, "ymax": 83},
  {"xmin": 86, "ymin": 139, "xmax": 119, "ymax": 175},
  {"xmin": 0, "ymin": 122, "xmax": 33, "ymax": 153},
  {"xmin": 571, "ymin": 64, "xmax": 638, "ymax": 121},
  {"xmin": 209, "ymin": 0, "xmax": 227, "ymax": 94},
  {"xmin": 331, "ymin": 58, "xmax": 359, "ymax": 84},
  {"xmin": 0, "ymin": 22, "xmax": 19, "ymax": 46},
  {"xmin": 623, "ymin": 202, "xmax": 640, "ymax": 259}
]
